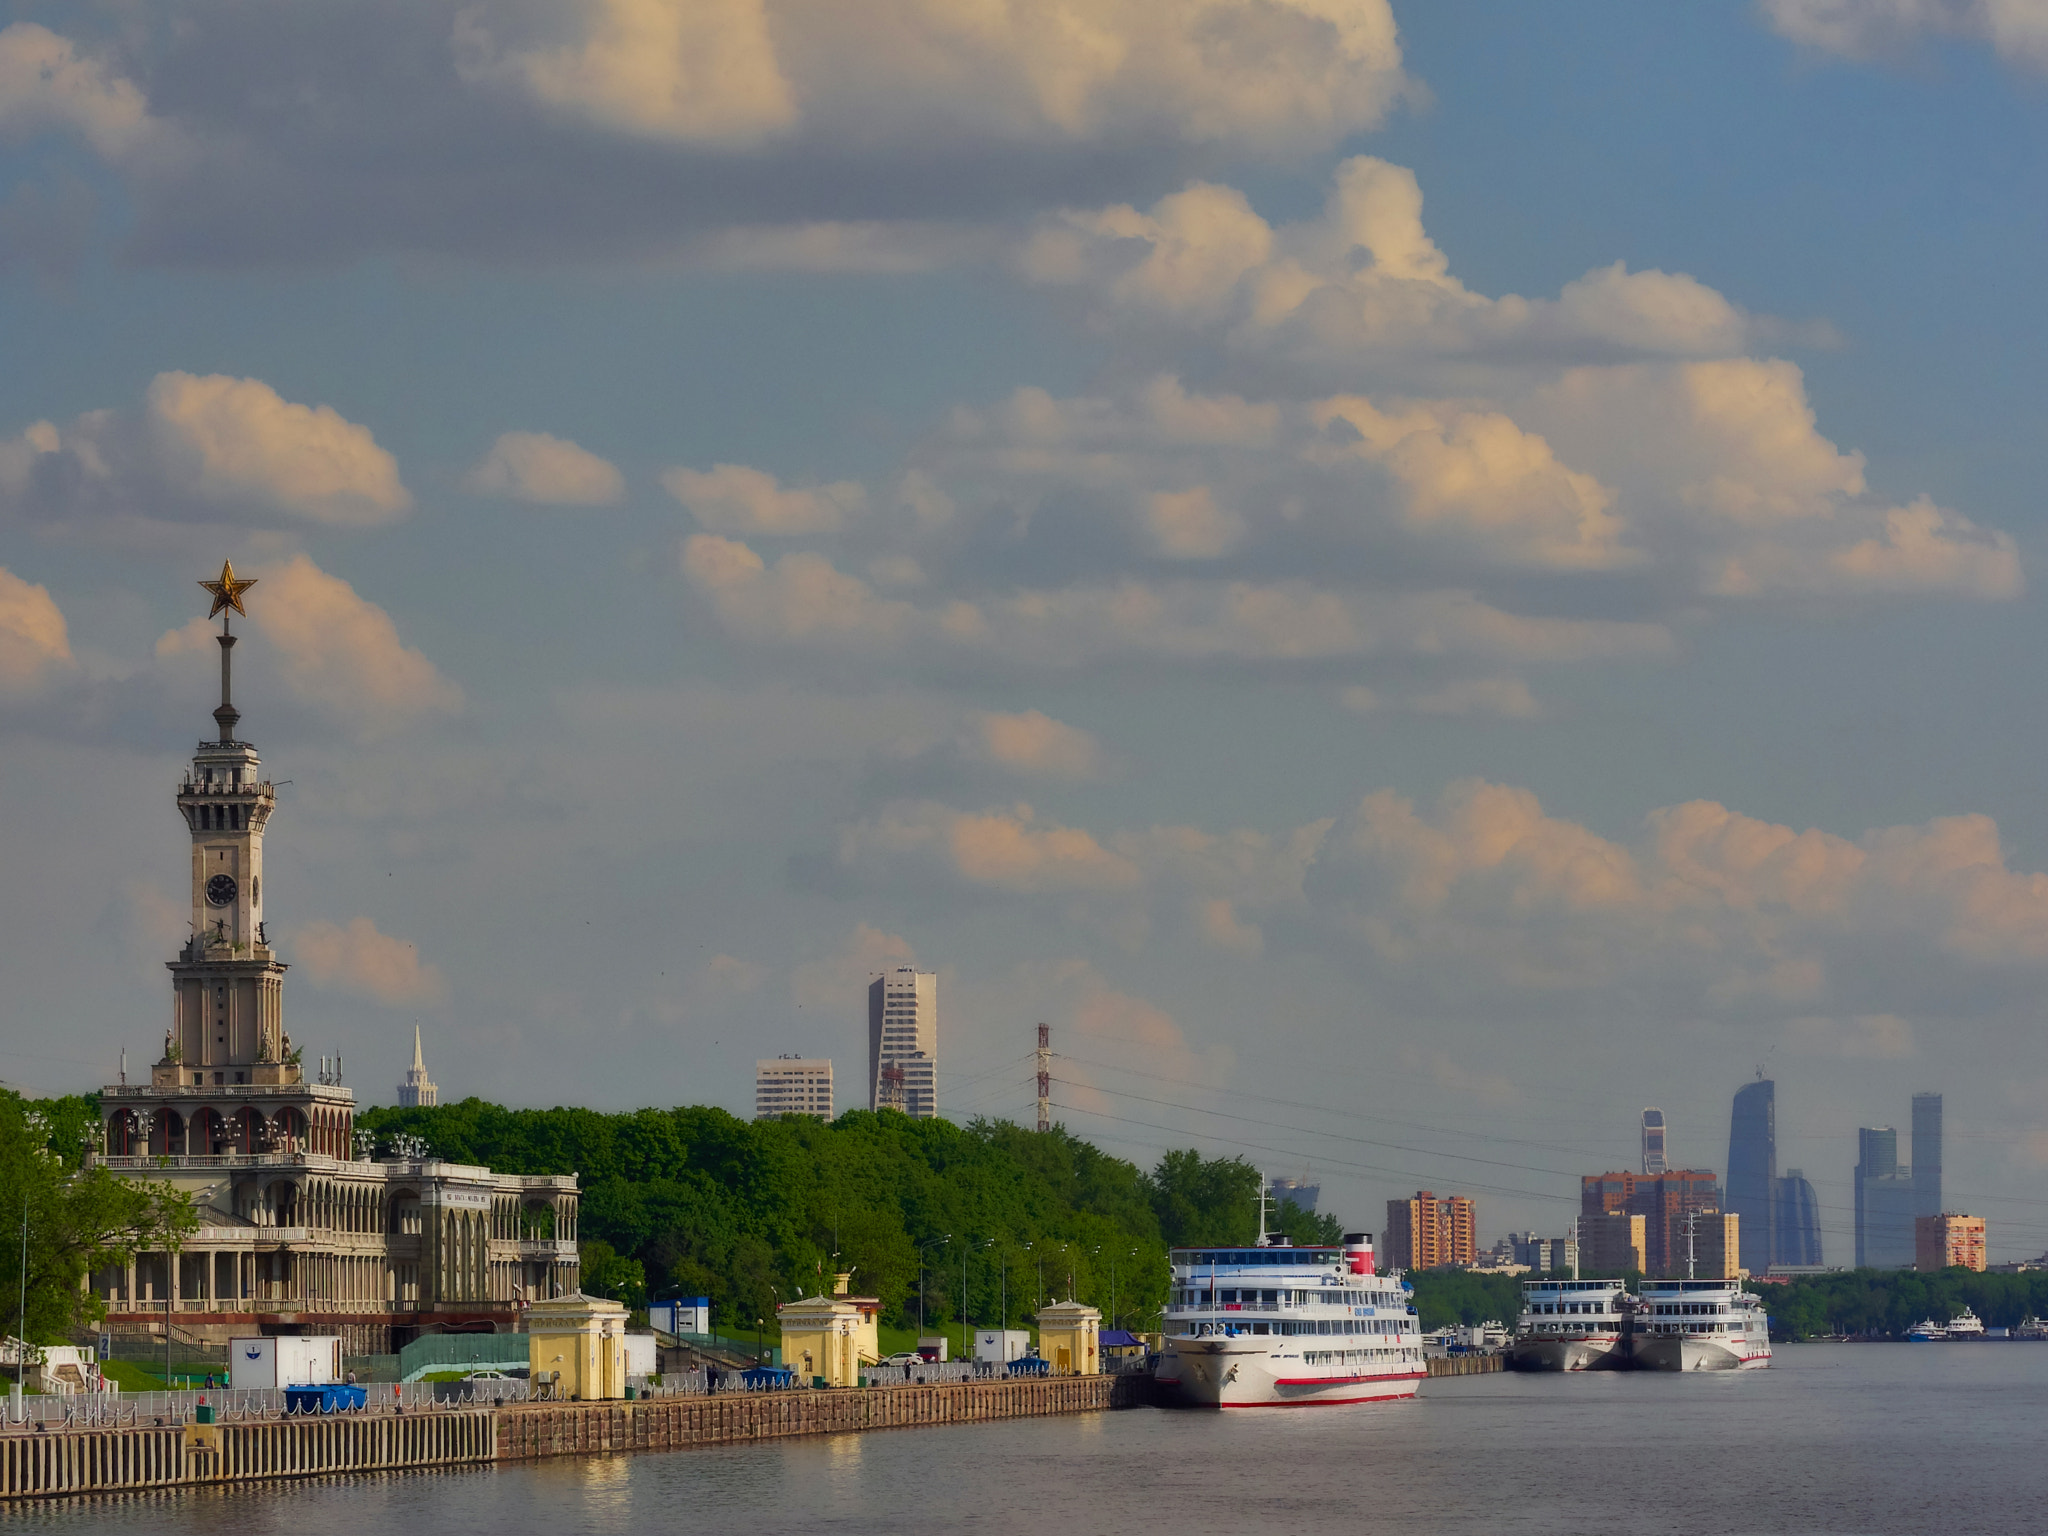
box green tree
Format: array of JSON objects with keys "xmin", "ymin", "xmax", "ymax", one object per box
[{"xmin": 4, "ymin": 1092, "xmax": 196, "ymax": 1341}]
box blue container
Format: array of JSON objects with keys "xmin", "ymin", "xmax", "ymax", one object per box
[
  {"xmin": 1005, "ymin": 1356, "xmax": 1050, "ymax": 1377},
  {"xmin": 284, "ymin": 1384, "xmax": 369, "ymax": 1413}
]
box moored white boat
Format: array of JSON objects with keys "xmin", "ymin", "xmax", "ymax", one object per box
[
  {"xmin": 1944, "ymin": 1307, "xmax": 1985, "ymax": 1339},
  {"xmin": 1630, "ymin": 1280, "xmax": 1772, "ymax": 1370},
  {"xmin": 1907, "ymin": 1318, "xmax": 1947, "ymax": 1342},
  {"xmin": 1157, "ymin": 1228, "xmax": 1426, "ymax": 1407},
  {"xmin": 1507, "ymin": 1278, "xmax": 1633, "ymax": 1372}
]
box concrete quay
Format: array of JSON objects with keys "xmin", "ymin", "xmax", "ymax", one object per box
[{"xmin": 1, "ymin": 1375, "xmax": 1145, "ymax": 1501}]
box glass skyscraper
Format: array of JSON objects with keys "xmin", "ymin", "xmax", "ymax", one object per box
[
  {"xmin": 1727, "ymin": 1079, "xmax": 1777, "ymax": 1274},
  {"xmin": 1774, "ymin": 1169, "xmax": 1822, "ymax": 1266},
  {"xmin": 1856, "ymin": 1126, "xmax": 1916, "ymax": 1268},
  {"xmin": 1912, "ymin": 1092, "xmax": 1943, "ymax": 1219}
]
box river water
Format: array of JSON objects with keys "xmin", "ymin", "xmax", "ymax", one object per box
[{"xmin": 5, "ymin": 1347, "xmax": 2039, "ymax": 1533}]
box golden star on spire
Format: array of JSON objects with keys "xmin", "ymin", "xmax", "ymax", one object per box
[{"xmin": 199, "ymin": 559, "xmax": 257, "ymax": 619}]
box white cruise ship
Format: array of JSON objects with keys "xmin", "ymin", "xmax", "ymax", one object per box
[
  {"xmin": 1157, "ymin": 1231, "xmax": 1426, "ymax": 1407},
  {"xmin": 1507, "ymin": 1278, "xmax": 1634, "ymax": 1371},
  {"xmin": 1630, "ymin": 1279, "xmax": 1772, "ymax": 1370}
]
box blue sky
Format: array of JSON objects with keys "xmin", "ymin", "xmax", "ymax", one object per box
[{"xmin": 5, "ymin": 0, "xmax": 2048, "ymax": 1259}]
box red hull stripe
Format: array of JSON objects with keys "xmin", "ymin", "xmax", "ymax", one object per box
[{"xmin": 1216, "ymin": 1393, "xmax": 1421, "ymax": 1408}]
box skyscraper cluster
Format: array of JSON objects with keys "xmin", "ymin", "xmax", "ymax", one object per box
[
  {"xmin": 1720, "ymin": 1078, "xmax": 1825, "ymax": 1274},
  {"xmin": 1854, "ymin": 1092, "xmax": 1943, "ymax": 1268}
]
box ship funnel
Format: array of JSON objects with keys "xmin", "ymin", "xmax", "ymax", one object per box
[{"xmin": 1343, "ymin": 1232, "xmax": 1375, "ymax": 1277}]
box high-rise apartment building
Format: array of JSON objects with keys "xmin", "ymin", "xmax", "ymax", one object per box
[
  {"xmin": 1856, "ymin": 1127, "xmax": 1916, "ymax": 1269},
  {"xmin": 1912, "ymin": 1092, "xmax": 1943, "ymax": 1219},
  {"xmin": 1270, "ymin": 1177, "xmax": 1320, "ymax": 1214},
  {"xmin": 1915, "ymin": 1212, "xmax": 1986, "ymax": 1273},
  {"xmin": 1383, "ymin": 1191, "xmax": 1478, "ymax": 1270},
  {"xmin": 868, "ymin": 967, "xmax": 938, "ymax": 1119},
  {"xmin": 1727, "ymin": 1079, "xmax": 1777, "ymax": 1275},
  {"xmin": 1774, "ymin": 1169, "xmax": 1823, "ymax": 1268},
  {"xmin": 1580, "ymin": 1211, "xmax": 1647, "ymax": 1275},
  {"xmin": 1581, "ymin": 1169, "xmax": 1724, "ymax": 1278},
  {"xmin": 1641, "ymin": 1108, "xmax": 1668, "ymax": 1175},
  {"xmin": 755, "ymin": 1057, "xmax": 834, "ymax": 1121}
]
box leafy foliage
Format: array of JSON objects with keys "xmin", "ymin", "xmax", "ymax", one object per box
[
  {"xmin": 6, "ymin": 1091, "xmax": 197, "ymax": 1342},
  {"xmin": 1762, "ymin": 1268, "xmax": 2048, "ymax": 1340},
  {"xmin": 1407, "ymin": 1270, "xmax": 1526, "ymax": 1330},
  {"xmin": 357, "ymin": 1099, "xmax": 1302, "ymax": 1332}
]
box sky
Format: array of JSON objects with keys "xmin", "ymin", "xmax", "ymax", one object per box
[{"xmin": 4, "ymin": 0, "xmax": 2048, "ymax": 1260}]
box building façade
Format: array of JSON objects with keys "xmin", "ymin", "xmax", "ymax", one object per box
[{"xmin": 85, "ymin": 565, "xmax": 579, "ymax": 1355}]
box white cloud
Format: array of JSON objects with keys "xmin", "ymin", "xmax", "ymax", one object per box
[
  {"xmin": 455, "ymin": 0, "xmax": 1409, "ymax": 151},
  {"xmin": 682, "ymin": 530, "xmax": 1668, "ymax": 668},
  {"xmin": 0, "ymin": 565, "xmax": 72, "ymax": 697},
  {"xmin": 34, "ymin": 1, "xmax": 1409, "ymax": 269},
  {"xmin": 665, "ymin": 463, "xmax": 865, "ymax": 534},
  {"xmin": 0, "ymin": 373, "xmax": 409, "ymax": 532},
  {"xmin": 1021, "ymin": 157, "xmax": 1780, "ymax": 380},
  {"xmin": 0, "ymin": 24, "xmax": 156, "ymax": 161},
  {"xmin": 466, "ymin": 431, "xmax": 623, "ymax": 505},
  {"xmin": 1762, "ymin": 0, "xmax": 2048, "ymax": 70},
  {"xmin": 156, "ymin": 555, "xmax": 461, "ymax": 737},
  {"xmin": 964, "ymin": 710, "xmax": 1105, "ymax": 779},
  {"xmin": 830, "ymin": 776, "xmax": 2048, "ymax": 1026},
  {"xmin": 453, "ymin": 0, "xmax": 798, "ymax": 146},
  {"xmin": 294, "ymin": 916, "xmax": 448, "ymax": 1006},
  {"xmin": 836, "ymin": 800, "xmax": 1142, "ymax": 895}
]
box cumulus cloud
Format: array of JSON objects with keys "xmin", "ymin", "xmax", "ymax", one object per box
[
  {"xmin": 0, "ymin": 565, "xmax": 73, "ymax": 697},
  {"xmin": 836, "ymin": 800, "xmax": 1141, "ymax": 895},
  {"xmin": 0, "ymin": 373, "xmax": 409, "ymax": 533},
  {"xmin": 466, "ymin": 431, "xmax": 623, "ymax": 505},
  {"xmin": 964, "ymin": 710, "xmax": 1105, "ymax": 780},
  {"xmin": 26, "ymin": 1, "xmax": 1409, "ymax": 268},
  {"xmin": 294, "ymin": 916, "xmax": 448, "ymax": 1006},
  {"xmin": 665, "ymin": 463, "xmax": 865, "ymax": 534},
  {"xmin": 1761, "ymin": 0, "xmax": 2048, "ymax": 70},
  {"xmin": 1020, "ymin": 157, "xmax": 1787, "ymax": 380},
  {"xmin": 156, "ymin": 555, "xmax": 461, "ymax": 737},
  {"xmin": 683, "ymin": 529, "xmax": 1667, "ymax": 668},
  {"xmin": 829, "ymin": 776, "xmax": 2048, "ymax": 1028},
  {"xmin": 0, "ymin": 24, "xmax": 157, "ymax": 161}
]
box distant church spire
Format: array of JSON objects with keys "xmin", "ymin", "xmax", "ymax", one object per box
[{"xmin": 399, "ymin": 1025, "xmax": 438, "ymax": 1107}]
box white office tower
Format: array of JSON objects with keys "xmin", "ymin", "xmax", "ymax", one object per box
[
  {"xmin": 869, "ymin": 967, "xmax": 938, "ymax": 1118},
  {"xmin": 1641, "ymin": 1108, "xmax": 1667, "ymax": 1174},
  {"xmin": 397, "ymin": 1025, "xmax": 438, "ymax": 1108},
  {"xmin": 756, "ymin": 1057, "xmax": 835, "ymax": 1120}
]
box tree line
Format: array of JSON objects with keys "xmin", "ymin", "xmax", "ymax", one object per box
[{"xmin": 359, "ymin": 1100, "xmax": 1340, "ymax": 1334}]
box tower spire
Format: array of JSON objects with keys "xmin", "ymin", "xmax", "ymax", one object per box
[
  {"xmin": 198, "ymin": 559, "xmax": 258, "ymax": 745},
  {"xmin": 413, "ymin": 1024, "xmax": 425, "ymax": 1072}
]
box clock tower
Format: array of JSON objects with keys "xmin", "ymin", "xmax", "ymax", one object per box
[{"xmin": 159, "ymin": 560, "xmax": 296, "ymax": 1088}]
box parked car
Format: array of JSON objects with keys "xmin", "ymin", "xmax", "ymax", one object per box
[
  {"xmin": 881, "ymin": 1353, "xmax": 920, "ymax": 1367},
  {"xmin": 462, "ymin": 1369, "xmax": 518, "ymax": 1382}
]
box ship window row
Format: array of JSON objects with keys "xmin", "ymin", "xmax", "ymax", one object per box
[
  {"xmin": 1178, "ymin": 1250, "xmax": 1342, "ymax": 1267},
  {"xmin": 1184, "ymin": 1318, "xmax": 1406, "ymax": 1337},
  {"xmin": 1652, "ymin": 1322, "xmax": 1729, "ymax": 1333},
  {"xmin": 1175, "ymin": 1287, "xmax": 1395, "ymax": 1307},
  {"xmin": 1301, "ymin": 1348, "xmax": 1418, "ymax": 1368},
  {"xmin": 1650, "ymin": 1303, "xmax": 1727, "ymax": 1315},
  {"xmin": 1531, "ymin": 1301, "xmax": 1611, "ymax": 1315}
]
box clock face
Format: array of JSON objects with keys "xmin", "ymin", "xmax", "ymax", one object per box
[{"xmin": 206, "ymin": 874, "xmax": 239, "ymax": 907}]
